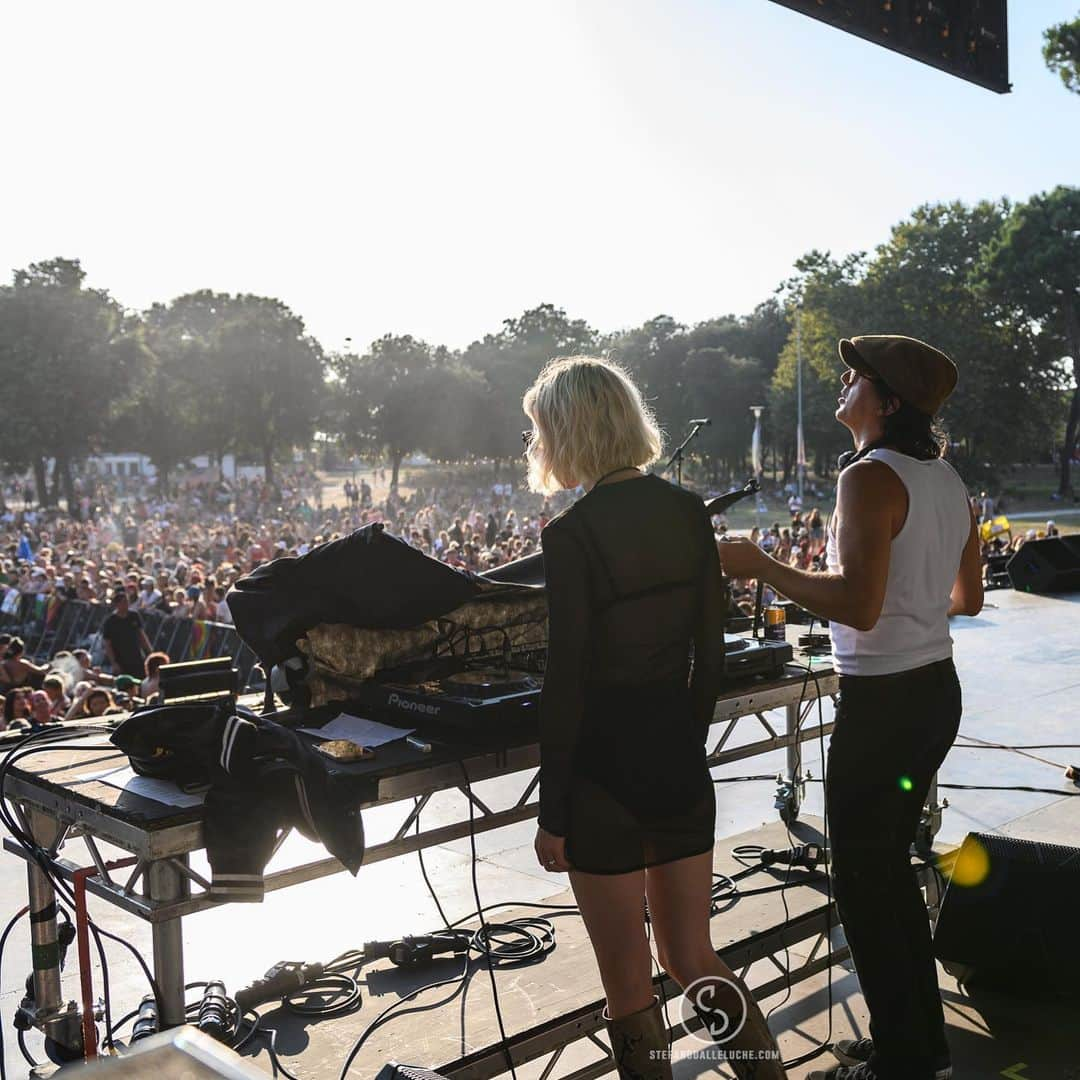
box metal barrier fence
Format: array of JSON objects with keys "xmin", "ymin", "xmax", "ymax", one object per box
[{"xmin": 0, "ymin": 592, "xmax": 260, "ymax": 688}]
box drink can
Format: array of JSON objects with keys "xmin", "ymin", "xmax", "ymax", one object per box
[{"xmin": 764, "ymin": 605, "xmax": 787, "ymax": 642}]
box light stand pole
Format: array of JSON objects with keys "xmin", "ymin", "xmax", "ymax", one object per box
[
  {"xmin": 750, "ymin": 405, "xmax": 764, "ymax": 533},
  {"xmin": 796, "ymin": 311, "xmax": 805, "ymax": 505}
]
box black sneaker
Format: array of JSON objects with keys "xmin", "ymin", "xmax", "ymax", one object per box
[
  {"xmin": 832, "ymin": 1038, "xmax": 952, "ymax": 1080},
  {"xmin": 807, "ymin": 1063, "xmax": 878, "ymax": 1080}
]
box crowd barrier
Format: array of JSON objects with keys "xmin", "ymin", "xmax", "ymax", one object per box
[{"xmin": 0, "ymin": 592, "xmax": 260, "ymax": 688}]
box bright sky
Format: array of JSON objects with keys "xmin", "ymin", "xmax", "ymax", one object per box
[{"xmin": 2, "ymin": 1, "xmax": 1077, "ymax": 352}]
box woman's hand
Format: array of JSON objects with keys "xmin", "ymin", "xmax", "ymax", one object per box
[
  {"xmin": 716, "ymin": 536, "xmax": 767, "ymax": 581},
  {"xmin": 535, "ymin": 827, "xmax": 572, "ymax": 872}
]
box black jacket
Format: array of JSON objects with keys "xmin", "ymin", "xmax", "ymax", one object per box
[
  {"xmin": 112, "ymin": 704, "xmax": 366, "ymax": 902},
  {"xmin": 227, "ymin": 522, "xmax": 481, "ymax": 670}
]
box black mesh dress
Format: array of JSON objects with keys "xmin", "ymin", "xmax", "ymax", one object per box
[{"xmin": 537, "ymin": 471, "xmax": 728, "ymax": 874}]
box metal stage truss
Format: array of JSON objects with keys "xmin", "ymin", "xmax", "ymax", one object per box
[{"xmin": 2, "ymin": 663, "xmax": 953, "ymax": 1072}]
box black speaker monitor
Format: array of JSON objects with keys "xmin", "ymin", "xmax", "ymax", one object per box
[
  {"xmin": 933, "ymin": 832, "xmax": 1080, "ymax": 991},
  {"xmin": 1006, "ymin": 536, "xmax": 1080, "ymax": 594}
]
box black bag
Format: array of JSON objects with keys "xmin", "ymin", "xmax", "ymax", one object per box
[
  {"xmin": 226, "ymin": 522, "xmax": 481, "ymax": 670},
  {"xmin": 111, "ymin": 701, "xmax": 261, "ymax": 787}
]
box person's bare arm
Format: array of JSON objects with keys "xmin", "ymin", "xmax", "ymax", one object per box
[
  {"xmin": 718, "ymin": 461, "xmax": 901, "ymax": 631},
  {"xmin": 64, "ymin": 688, "xmax": 88, "ymax": 721},
  {"xmin": 948, "ymin": 506, "xmax": 984, "ymax": 617}
]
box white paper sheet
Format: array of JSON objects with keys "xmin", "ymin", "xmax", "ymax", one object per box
[
  {"xmin": 298, "ymin": 713, "xmax": 414, "ymax": 746},
  {"xmin": 89, "ymin": 765, "xmax": 206, "ymax": 809}
]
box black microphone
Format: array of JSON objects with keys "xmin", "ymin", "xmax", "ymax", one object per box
[{"xmin": 690, "ymin": 418, "xmax": 712, "ymax": 426}]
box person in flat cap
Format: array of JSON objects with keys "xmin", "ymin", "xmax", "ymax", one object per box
[{"xmin": 719, "ymin": 334, "xmax": 982, "ymax": 1080}]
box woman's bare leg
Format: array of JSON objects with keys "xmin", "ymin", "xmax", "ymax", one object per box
[
  {"xmin": 568, "ymin": 866, "xmax": 655, "ymax": 1019},
  {"xmin": 646, "ymin": 850, "xmax": 786, "ymax": 1078}
]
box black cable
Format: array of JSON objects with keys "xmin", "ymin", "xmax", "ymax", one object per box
[
  {"xmin": 766, "ymin": 615, "xmax": 834, "ymax": 1070},
  {"xmin": 335, "ymin": 769, "xmax": 562, "ymax": 1079},
  {"xmin": 0, "ymin": 905, "xmax": 29, "ymax": 1080},
  {"xmin": 83, "ymin": 915, "xmax": 115, "ymax": 1050},
  {"xmin": 414, "ymin": 795, "xmax": 453, "ymax": 931},
  {"xmin": 284, "ymin": 972, "xmax": 362, "ymax": 1018},
  {"xmin": 952, "ymin": 734, "xmax": 1072, "ymax": 771},
  {"xmin": 936, "ymin": 783, "xmax": 1080, "ymax": 795},
  {"xmin": 107, "ymin": 1007, "xmax": 139, "ymax": 1042},
  {"xmin": 955, "ymin": 742, "xmax": 1080, "ymax": 750},
  {"xmin": 89, "ymin": 924, "xmax": 164, "ymax": 1018},
  {"xmin": 336, "ymin": 942, "xmax": 472, "ymax": 1079},
  {"xmin": 796, "ymin": 776, "xmax": 1080, "ymax": 797},
  {"xmin": 457, "ymin": 758, "xmax": 518, "ymax": 1080},
  {"xmin": 257, "ymin": 1024, "xmax": 303, "ymax": 1080},
  {"xmin": 17, "ymin": 1028, "xmax": 35, "ymax": 1068},
  {"xmin": 0, "ymin": 729, "xmax": 171, "ymax": 1070}
]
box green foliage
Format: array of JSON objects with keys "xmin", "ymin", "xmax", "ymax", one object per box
[
  {"xmin": 0, "ymin": 258, "xmax": 147, "ymax": 505},
  {"xmin": 121, "ymin": 291, "xmax": 235, "ymax": 489},
  {"xmin": 210, "ymin": 295, "xmax": 326, "ymax": 484},
  {"xmin": 341, "ymin": 335, "xmax": 482, "ymax": 486},
  {"xmin": 865, "ymin": 200, "xmax": 1057, "ymax": 474},
  {"xmin": 1044, "ymin": 15, "xmax": 1080, "ymax": 93},
  {"xmin": 7, "ymin": 190, "xmax": 1079, "ymax": 497},
  {"xmin": 976, "ymin": 186, "xmax": 1080, "ymax": 493},
  {"xmin": 463, "ymin": 304, "xmax": 599, "ymax": 459},
  {"xmin": 770, "ymin": 252, "xmax": 869, "ymax": 478},
  {"xmin": 606, "ymin": 305, "xmax": 785, "ymax": 482}
]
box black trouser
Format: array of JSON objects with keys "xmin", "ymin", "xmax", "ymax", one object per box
[{"xmin": 826, "ymin": 657, "xmax": 961, "ymax": 1080}]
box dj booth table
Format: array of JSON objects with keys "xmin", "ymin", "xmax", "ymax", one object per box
[{"xmin": 2, "ymin": 662, "xmax": 841, "ymax": 1045}]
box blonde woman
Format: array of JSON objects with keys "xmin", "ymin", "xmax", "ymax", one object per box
[{"xmin": 523, "ymin": 356, "xmax": 786, "ymax": 1080}]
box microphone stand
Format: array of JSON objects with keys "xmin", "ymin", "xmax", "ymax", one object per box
[{"xmin": 665, "ymin": 420, "xmax": 709, "ymax": 487}]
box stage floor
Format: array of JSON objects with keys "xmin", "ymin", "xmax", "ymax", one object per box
[{"xmin": 1, "ymin": 586, "xmax": 1077, "ymax": 1078}]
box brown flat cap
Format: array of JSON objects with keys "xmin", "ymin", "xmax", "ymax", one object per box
[{"xmin": 838, "ymin": 335, "xmax": 957, "ymax": 416}]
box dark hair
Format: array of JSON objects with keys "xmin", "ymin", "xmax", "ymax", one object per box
[
  {"xmin": 871, "ymin": 375, "xmax": 948, "ymax": 459},
  {"xmin": 840, "ymin": 375, "xmax": 948, "ymax": 469}
]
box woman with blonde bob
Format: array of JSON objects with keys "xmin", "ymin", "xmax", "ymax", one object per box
[{"xmin": 524, "ymin": 356, "xmax": 785, "ymax": 1080}]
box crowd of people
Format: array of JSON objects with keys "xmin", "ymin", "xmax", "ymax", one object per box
[
  {"xmin": 0, "ymin": 631, "xmax": 169, "ymax": 733},
  {"xmin": 0, "ymin": 462, "xmax": 1069, "ymax": 722}
]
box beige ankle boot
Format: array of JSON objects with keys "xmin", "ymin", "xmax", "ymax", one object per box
[
  {"xmin": 689, "ymin": 990, "xmax": 787, "ymax": 1079},
  {"xmin": 603, "ymin": 994, "xmax": 673, "ymax": 1080}
]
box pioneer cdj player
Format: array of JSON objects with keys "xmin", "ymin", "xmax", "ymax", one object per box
[
  {"xmin": 337, "ymin": 632, "xmax": 791, "ymax": 735},
  {"xmin": 339, "ymin": 665, "xmax": 542, "ymax": 732},
  {"xmin": 333, "ymin": 479, "xmax": 794, "ymax": 734}
]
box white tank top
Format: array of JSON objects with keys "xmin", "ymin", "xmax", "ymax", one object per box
[{"xmin": 825, "ymin": 448, "xmax": 970, "ymax": 676}]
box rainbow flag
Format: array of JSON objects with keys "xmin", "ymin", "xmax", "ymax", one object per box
[
  {"xmin": 187, "ymin": 620, "xmax": 211, "ymax": 660},
  {"xmin": 45, "ymin": 595, "xmax": 64, "ymax": 629}
]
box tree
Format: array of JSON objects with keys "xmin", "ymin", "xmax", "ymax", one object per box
[
  {"xmin": 864, "ymin": 200, "xmax": 1057, "ymax": 481},
  {"xmin": 341, "ymin": 335, "xmax": 482, "ymax": 488},
  {"xmin": 605, "ymin": 315, "xmax": 688, "ymax": 447},
  {"xmin": 463, "ymin": 304, "xmax": 598, "ymax": 460},
  {"xmin": 210, "ymin": 295, "xmax": 327, "ymax": 485},
  {"xmin": 977, "ymin": 187, "xmax": 1080, "ymax": 495},
  {"xmin": 1044, "ymin": 15, "xmax": 1080, "ymax": 93},
  {"xmin": 0, "ymin": 258, "xmax": 148, "ymax": 509},
  {"xmin": 680, "ymin": 347, "xmax": 764, "ymax": 483},
  {"xmin": 121, "ymin": 293, "xmax": 233, "ymax": 491},
  {"xmin": 771, "ymin": 251, "xmax": 871, "ymax": 481}
]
